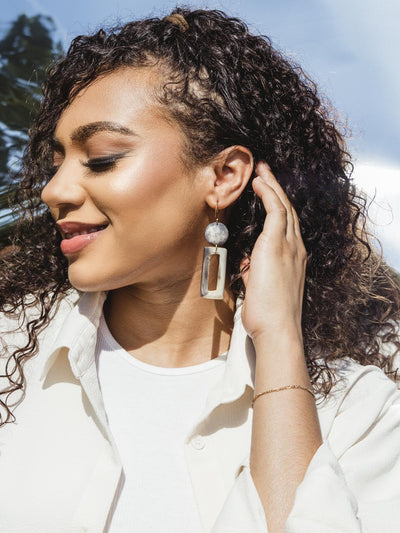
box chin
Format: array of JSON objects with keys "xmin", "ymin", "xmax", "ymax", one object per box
[
  {"xmin": 69, "ymin": 279, "xmax": 107, "ymax": 293},
  {"xmin": 67, "ymin": 265, "xmax": 111, "ymax": 293},
  {"xmin": 68, "ymin": 264, "xmax": 136, "ymax": 293}
]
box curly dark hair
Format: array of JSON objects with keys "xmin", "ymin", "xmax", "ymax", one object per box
[{"xmin": 1, "ymin": 7, "xmax": 399, "ymax": 427}]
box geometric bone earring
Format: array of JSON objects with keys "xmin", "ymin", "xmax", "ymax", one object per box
[{"xmin": 200, "ymin": 201, "xmax": 229, "ymax": 299}]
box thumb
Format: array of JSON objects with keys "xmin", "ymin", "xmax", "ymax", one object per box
[{"xmin": 240, "ymin": 256, "xmax": 251, "ymax": 288}]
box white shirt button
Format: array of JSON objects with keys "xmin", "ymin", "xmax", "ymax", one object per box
[{"xmin": 191, "ymin": 435, "xmax": 205, "ymax": 450}]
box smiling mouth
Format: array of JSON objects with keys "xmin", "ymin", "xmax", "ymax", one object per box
[
  {"xmin": 58, "ymin": 223, "xmax": 109, "ymax": 255},
  {"xmin": 64, "ymin": 225, "xmax": 108, "ymax": 239}
]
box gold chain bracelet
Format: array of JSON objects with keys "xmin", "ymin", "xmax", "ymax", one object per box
[{"xmin": 252, "ymin": 385, "xmax": 315, "ymax": 408}]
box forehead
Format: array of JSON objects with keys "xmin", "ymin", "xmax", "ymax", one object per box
[{"xmin": 54, "ymin": 67, "xmax": 166, "ymax": 138}]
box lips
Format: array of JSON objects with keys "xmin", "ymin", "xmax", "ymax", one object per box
[
  {"xmin": 56, "ymin": 221, "xmax": 109, "ymax": 254},
  {"xmin": 57, "ymin": 221, "xmax": 108, "ymax": 237}
]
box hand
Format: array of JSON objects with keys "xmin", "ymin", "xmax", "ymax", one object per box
[{"xmin": 240, "ymin": 162, "xmax": 307, "ymax": 344}]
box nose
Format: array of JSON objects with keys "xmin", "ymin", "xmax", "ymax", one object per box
[{"xmin": 41, "ymin": 161, "xmax": 86, "ymax": 214}]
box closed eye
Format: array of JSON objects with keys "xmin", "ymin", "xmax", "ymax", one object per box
[
  {"xmin": 44, "ymin": 152, "xmax": 129, "ymax": 179},
  {"xmin": 82, "ymin": 153, "xmax": 128, "ymax": 173}
]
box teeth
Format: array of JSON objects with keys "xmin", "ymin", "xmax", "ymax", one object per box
[{"xmin": 65, "ymin": 225, "xmax": 107, "ymax": 239}]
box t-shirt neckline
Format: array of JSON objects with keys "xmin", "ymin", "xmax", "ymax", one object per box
[{"xmin": 98, "ymin": 312, "xmax": 228, "ymax": 376}]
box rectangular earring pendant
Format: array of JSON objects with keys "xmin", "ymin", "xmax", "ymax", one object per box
[{"xmin": 200, "ymin": 246, "xmax": 227, "ymax": 299}]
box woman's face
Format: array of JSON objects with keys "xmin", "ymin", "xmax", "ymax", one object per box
[{"xmin": 41, "ymin": 68, "xmax": 211, "ymax": 292}]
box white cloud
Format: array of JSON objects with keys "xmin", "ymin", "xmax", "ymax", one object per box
[{"xmin": 352, "ymin": 161, "xmax": 400, "ymax": 270}]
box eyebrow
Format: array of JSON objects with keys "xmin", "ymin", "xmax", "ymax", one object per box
[{"xmin": 53, "ymin": 121, "xmax": 137, "ymax": 147}]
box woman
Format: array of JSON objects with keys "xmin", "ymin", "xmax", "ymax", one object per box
[{"xmin": 1, "ymin": 7, "xmax": 400, "ymax": 533}]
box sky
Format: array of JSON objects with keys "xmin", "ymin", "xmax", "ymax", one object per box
[{"xmin": 1, "ymin": 0, "xmax": 400, "ymax": 268}]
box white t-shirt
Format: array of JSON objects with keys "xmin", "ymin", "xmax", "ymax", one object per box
[{"xmin": 95, "ymin": 313, "xmax": 228, "ymax": 533}]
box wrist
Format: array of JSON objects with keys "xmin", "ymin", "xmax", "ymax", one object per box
[
  {"xmin": 252, "ymin": 328, "xmax": 310, "ymax": 392},
  {"xmin": 251, "ymin": 324, "xmax": 304, "ymax": 352}
]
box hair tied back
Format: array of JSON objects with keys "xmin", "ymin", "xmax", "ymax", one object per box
[{"xmin": 163, "ymin": 13, "xmax": 189, "ymax": 32}]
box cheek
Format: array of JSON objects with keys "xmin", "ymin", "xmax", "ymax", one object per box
[
  {"xmin": 92, "ymin": 164, "xmax": 170, "ymax": 216},
  {"xmin": 91, "ymin": 158, "xmax": 194, "ymax": 241}
]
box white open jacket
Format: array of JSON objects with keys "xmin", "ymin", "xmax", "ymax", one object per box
[{"xmin": 0, "ymin": 290, "xmax": 400, "ymax": 532}]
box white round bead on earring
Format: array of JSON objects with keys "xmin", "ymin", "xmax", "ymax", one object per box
[{"xmin": 204, "ymin": 222, "xmax": 229, "ymax": 246}]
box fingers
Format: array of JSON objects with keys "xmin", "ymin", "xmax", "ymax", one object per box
[
  {"xmin": 252, "ymin": 175, "xmax": 288, "ymax": 239},
  {"xmin": 291, "ymin": 205, "xmax": 302, "ymax": 239},
  {"xmin": 253, "ymin": 161, "xmax": 298, "ymax": 241},
  {"xmin": 240, "ymin": 256, "xmax": 251, "ymax": 288}
]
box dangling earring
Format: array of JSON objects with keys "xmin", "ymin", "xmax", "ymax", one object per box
[{"xmin": 200, "ymin": 201, "xmax": 229, "ymax": 300}]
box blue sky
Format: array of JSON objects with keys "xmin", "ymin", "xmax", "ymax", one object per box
[
  {"xmin": 1, "ymin": 0, "xmax": 400, "ymax": 268},
  {"xmin": 3, "ymin": 0, "xmax": 398, "ymax": 166}
]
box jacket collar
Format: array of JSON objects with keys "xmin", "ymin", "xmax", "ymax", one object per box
[
  {"xmin": 40, "ymin": 291, "xmax": 108, "ymax": 381},
  {"xmin": 39, "ymin": 291, "xmax": 256, "ymax": 407}
]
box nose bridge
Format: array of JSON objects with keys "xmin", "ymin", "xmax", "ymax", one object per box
[{"xmin": 41, "ymin": 159, "xmax": 85, "ymax": 208}]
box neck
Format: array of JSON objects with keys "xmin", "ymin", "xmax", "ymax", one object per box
[{"xmin": 103, "ymin": 268, "xmax": 236, "ymax": 368}]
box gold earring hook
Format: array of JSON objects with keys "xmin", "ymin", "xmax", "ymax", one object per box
[{"xmin": 214, "ymin": 201, "xmax": 219, "ymax": 252}]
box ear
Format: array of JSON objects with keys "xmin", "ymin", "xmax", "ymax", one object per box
[{"xmin": 204, "ymin": 146, "xmax": 254, "ymax": 210}]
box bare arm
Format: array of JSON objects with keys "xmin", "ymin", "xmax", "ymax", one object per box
[
  {"xmin": 240, "ymin": 162, "xmax": 323, "ymax": 532},
  {"xmin": 251, "ymin": 332, "xmax": 322, "ymax": 532}
]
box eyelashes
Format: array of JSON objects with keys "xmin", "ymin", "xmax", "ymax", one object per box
[
  {"xmin": 82, "ymin": 154, "xmax": 125, "ymax": 173},
  {"xmin": 48, "ymin": 152, "xmax": 128, "ymax": 176}
]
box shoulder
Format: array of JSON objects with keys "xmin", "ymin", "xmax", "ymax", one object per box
[
  {"xmin": 317, "ymin": 321, "xmax": 400, "ymax": 415},
  {"xmin": 317, "ymin": 356, "xmax": 400, "ymax": 451},
  {"xmin": 0, "ymin": 289, "xmax": 80, "ymax": 338},
  {"xmin": 0, "ymin": 290, "xmax": 81, "ymax": 378}
]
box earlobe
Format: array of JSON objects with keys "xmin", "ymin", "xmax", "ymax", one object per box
[{"xmin": 205, "ymin": 145, "xmax": 254, "ymax": 209}]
